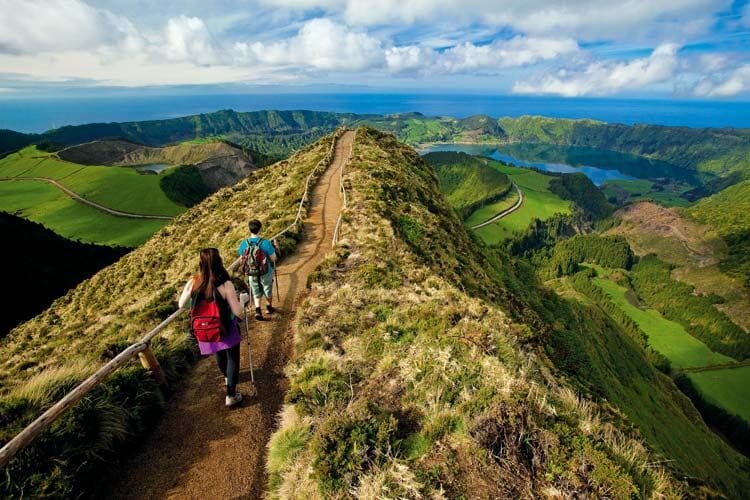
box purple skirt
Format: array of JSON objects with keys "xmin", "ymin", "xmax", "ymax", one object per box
[{"xmin": 197, "ymin": 319, "xmax": 242, "ymax": 355}]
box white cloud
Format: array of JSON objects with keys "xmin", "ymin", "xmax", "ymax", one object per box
[
  {"xmin": 693, "ymin": 64, "xmax": 750, "ymax": 97},
  {"xmin": 512, "ymin": 44, "xmax": 680, "ymax": 96},
  {"xmin": 162, "ymin": 16, "xmax": 218, "ymax": 65},
  {"xmin": 234, "ymin": 18, "xmax": 384, "ymax": 70},
  {"xmin": 262, "ymin": 0, "xmax": 728, "ymax": 42},
  {"xmin": 386, "ymin": 36, "xmax": 578, "ymax": 75},
  {"xmin": 0, "ymin": 0, "xmax": 140, "ymax": 55}
]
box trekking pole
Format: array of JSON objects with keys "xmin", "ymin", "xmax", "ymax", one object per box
[
  {"xmin": 274, "ymin": 266, "xmax": 281, "ymax": 303},
  {"xmin": 244, "ymin": 303, "xmax": 255, "ymax": 384}
]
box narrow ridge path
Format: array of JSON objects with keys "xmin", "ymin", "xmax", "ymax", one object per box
[{"xmin": 107, "ymin": 131, "xmax": 355, "ymax": 499}]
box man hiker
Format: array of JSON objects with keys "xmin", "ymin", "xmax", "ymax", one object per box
[{"xmin": 238, "ymin": 219, "xmax": 278, "ymax": 320}]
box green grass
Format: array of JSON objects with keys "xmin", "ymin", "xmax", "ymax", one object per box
[
  {"xmin": 688, "ymin": 367, "xmax": 750, "ymax": 423},
  {"xmin": 602, "ymin": 179, "xmax": 692, "ymax": 207},
  {"xmin": 0, "ymin": 147, "xmax": 185, "ymax": 216},
  {"xmin": 464, "ymin": 188, "xmax": 519, "ymax": 226},
  {"xmin": 0, "ymin": 180, "xmax": 167, "ymax": 246},
  {"xmin": 475, "ymin": 161, "xmax": 571, "ymax": 243},
  {"xmin": 593, "ymin": 276, "xmax": 733, "ymax": 369}
]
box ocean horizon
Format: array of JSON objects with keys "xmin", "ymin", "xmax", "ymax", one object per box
[{"xmin": 1, "ymin": 93, "xmax": 749, "ymax": 133}]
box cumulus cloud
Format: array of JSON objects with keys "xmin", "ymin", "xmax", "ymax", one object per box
[
  {"xmin": 0, "ymin": 0, "xmax": 141, "ymax": 55},
  {"xmin": 162, "ymin": 16, "xmax": 219, "ymax": 65},
  {"xmin": 234, "ymin": 18, "xmax": 383, "ymax": 70},
  {"xmin": 386, "ymin": 36, "xmax": 578, "ymax": 75},
  {"xmin": 693, "ymin": 64, "xmax": 750, "ymax": 97},
  {"xmin": 513, "ymin": 44, "xmax": 680, "ymax": 96}
]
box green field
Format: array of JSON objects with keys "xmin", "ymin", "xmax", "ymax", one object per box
[
  {"xmin": 602, "ymin": 179, "xmax": 692, "ymax": 207},
  {"xmin": 475, "ymin": 162, "xmax": 571, "ymax": 243},
  {"xmin": 593, "ymin": 277, "xmax": 733, "ymax": 369},
  {"xmin": 0, "ymin": 146, "xmax": 185, "ymax": 246},
  {"xmin": 0, "ymin": 147, "xmax": 185, "ymax": 216},
  {"xmin": 688, "ymin": 367, "xmax": 750, "ymax": 423},
  {"xmin": 0, "ymin": 180, "xmax": 168, "ymax": 247},
  {"xmin": 464, "ymin": 188, "xmax": 519, "ymax": 226}
]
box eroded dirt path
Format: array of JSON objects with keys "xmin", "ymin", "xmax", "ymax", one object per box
[{"xmin": 108, "ymin": 131, "xmax": 354, "ymax": 500}]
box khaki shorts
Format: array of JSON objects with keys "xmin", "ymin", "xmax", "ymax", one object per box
[{"xmin": 248, "ymin": 272, "xmax": 273, "ymax": 299}]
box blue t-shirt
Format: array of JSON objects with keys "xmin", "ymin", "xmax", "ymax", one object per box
[{"xmin": 238, "ymin": 236, "xmax": 276, "ymax": 276}]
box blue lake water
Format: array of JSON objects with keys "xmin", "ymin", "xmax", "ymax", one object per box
[
  {"xmin": 420, "ymin": 143, "xmax": 698, "ymax": 187},
  {"xmin": 1, "ymin": 93, "xmax": 749, "ymax": 133},
  {"xmin": 134, "ymin": 163, "xmax": 169, "ymax": 174}
]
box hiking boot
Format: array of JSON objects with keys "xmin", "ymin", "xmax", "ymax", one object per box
[
  {"xmin": 254, "ymin": 307, "xmax": 263, "ymax": 321},
  {"xmin": 225, "ymin": 393, "xmax": 243, "ymax": 407},
  {"xmin": 266, "ymin": 304, "xmax": 275, "ymax": 314}
]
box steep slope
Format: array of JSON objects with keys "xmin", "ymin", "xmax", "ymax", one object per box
[
  {"xmin": 499, "ymin": 115, "xmax": 750, "ymax": 180},
  {"xmin": 0, "ymin": 212, "xmax": 129, "ymax": 337},
  {"xmin": 265, "ymin": 128, "xmax": 750, "ymax": 497},
  {"xmin": 425, "ymin": 151, "xmax": 512, "ymax": 219},
  {"xmin": 58, "ymin": 139, "xmax": 258, "ymax": 191},
  {"xmin": 0, "ymin": 133, "xmax": 339, "ymax": 498},
  {"xmin": 687, "ymin": 180, "xmax": 750, "ymax": 288}
]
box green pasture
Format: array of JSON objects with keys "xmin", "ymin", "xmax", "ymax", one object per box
[
  {"xmin": 602, "ymin": 179, "xmax": 692, "ymax": 207},
  {"xmin": 474, "ymin": 162, "xmax": 571, "ymax": 243},
  {"xmin": 688, "ymin": 367, "xmax": 750, "ymax": 423},
  {"xmin": 464, "ymin": 188, "xmax": 519, "ymax": 227},
  {"xmin": 0, "ymin": 180, "xmax": 167, "ymax": 247},
  {"xmin": 0, "ymin": 147, "xmax": 185, "ymax": 216},
  {"xmin": 593, "ymin": 276, "xmax": 733, "ymax": 369}
]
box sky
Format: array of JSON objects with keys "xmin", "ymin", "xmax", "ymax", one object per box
[{"xmin": 0, "ymin": 0, "xmax": 749, "ymax": 99}]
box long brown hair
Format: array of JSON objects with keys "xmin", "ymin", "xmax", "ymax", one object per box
[{"xmin": 192, "ymin": 248, "xmax": 231, "ymax": 299}]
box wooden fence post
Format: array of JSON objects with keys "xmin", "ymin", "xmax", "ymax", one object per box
[{"xmin": 139, "ymin": 346, "xmax": 167, "ymax": 386}]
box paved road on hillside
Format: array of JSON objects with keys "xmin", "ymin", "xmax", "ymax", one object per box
[
  {"xmin": 107, "ymin": 131, "xmax": 355, "ymax": 500},
  {"xmin": 470, "ymin": 182, "xmax": 523, "ymax": 230},
  {"xmin": 0, "ymin": 176, "xmax": 174, "ymax": 220}
]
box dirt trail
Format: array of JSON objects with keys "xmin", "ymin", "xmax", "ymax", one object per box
[{"xmin": 107, "ymin": 131, "xmax": 355, "ymax": 499}]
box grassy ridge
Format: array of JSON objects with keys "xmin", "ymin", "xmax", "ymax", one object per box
[
  {"xmin": 0, "ymin": 134, "xmax": 337, "ymax": 497},
  {"xmin": 269, "ymin": 128, "xmax": 750, "ymax": 498},
  {"xmin": 424, "ymin": 151, "xmax": 511, "ymax": 219},
  {"xmin": 269, "ymin": 127, "xmax": 685, "ymax": 497}
]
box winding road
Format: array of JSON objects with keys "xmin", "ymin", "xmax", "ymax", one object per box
[
  {"xmin": 106, "ymin": 131, "xmax": 355, "ymax": 500},
  {"xmin": 0, "ymin": 176, "xmax": 174, "ymax": 220},
  {"xmin": 469, "ymin": 182, "xmax": 523, "ymax": 230}
]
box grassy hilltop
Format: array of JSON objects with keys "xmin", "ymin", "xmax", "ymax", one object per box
[
  {"xmin": 1, "ymin": 127, "xmax": 749, "ymax": 498},
  {"xmin": 267, "ymin": 128, "xmax": 749, "ymax": 497}
]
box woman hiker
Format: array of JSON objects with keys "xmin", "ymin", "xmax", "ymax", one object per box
[{"xmin": 179, "ymin": 248, "xmax": 250, "ymax": 407}]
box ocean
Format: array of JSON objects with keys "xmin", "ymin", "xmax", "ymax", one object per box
[{"xmin": 1, "ymin": 93, "xmax": 749, "ymax": 134}]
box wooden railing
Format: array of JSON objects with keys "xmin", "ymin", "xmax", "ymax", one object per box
[{"xmin": 0, "ymin": 129, "xmax": 347, "ymax": 469}]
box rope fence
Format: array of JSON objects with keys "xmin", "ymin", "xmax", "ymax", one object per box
[
  {"xmin": 0, "ymin": 128, "xmax": 348, "ymax": 469},
  {"xmin": 332, "ymin": 129, "xmax": 354, "ymax": 245}
]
